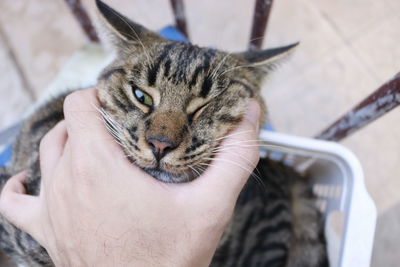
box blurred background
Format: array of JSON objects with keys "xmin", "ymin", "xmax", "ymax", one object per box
[{"xmin": 0, "ymin": 0, "xmax": 399, "ymax": 266}]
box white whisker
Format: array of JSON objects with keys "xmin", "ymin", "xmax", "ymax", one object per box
[
  {"xmin": 94, "ymin": 106, "xmax": 131, "ymax": 154},
  {"xmin": 217, "ymin": 63, "xmax": 259, "ymax": 78},
  {"xmin": 207, "ymin": 151, "xmax": 265, "ymax": 188},
  {"xmin": 212, "ymin": 143, "xmax": 285, "ymax": 152},
  {"xmin": 188, "ymin": 165, "xmax": 201, "ymax": 177},
  {"xmin": 203, "ymin": 157, "xmax": 256, "ymax": 177},
  {"xmin": 210, "ymin": 52, "xmax": 233, "ymax": 78},
  {"xmin": 208, "ymin": 130, "xmax": 253, "ymax": 142},
  {"xmin": 199, "ymin": 157, "xmax": 265, "ymax": 188}
]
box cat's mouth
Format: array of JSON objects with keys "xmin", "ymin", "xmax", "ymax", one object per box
[
  {"xmin": 143, "ymin": 166, "xmax": 198, "ymax": 183},
  {"xmin": 125, "ymin": 151, "xmax": 203, "ymax": 183}
]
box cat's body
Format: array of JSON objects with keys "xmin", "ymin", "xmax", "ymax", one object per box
[{"xmin": 0, "ymin": 0, "xmax": 328, "ymax": 266}]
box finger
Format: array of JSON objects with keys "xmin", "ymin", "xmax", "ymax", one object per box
[
  {"xmin": 0, "ymin": 172, "xmax": 42, "ymax": 240},
  {"xmin": 190, "ymin": 100, "xmax": 260, "ymax": 201},
  {"xmin": 40, "ymin": 120, "xmax": 67, "ymax": 179},
  {"xmin": 1, "ymin": 170, "xmax": 27, "ymax": 194},
  {"xmin": 63, "ymin": 88, "xmax": 124, "ymax": 157}
]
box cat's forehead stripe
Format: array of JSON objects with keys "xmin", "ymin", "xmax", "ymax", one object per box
[
  {"xmin": 145, "ymin": 42, "xmax": 218, "ymax": 93},
  {"xmin": 188, "ymin": 50, "xmax": 214, "ymax": 89},
  {"xmin": 164, "ymin": 59, "xmax": 171, "ymax": 77},
  {"xmin": 147, "ymin": 64, "xmax": 158, "ymax": 86},
  {"xmin": 171, "ymin": 45, "xmax": 196, "ymax": 84},
  {"xmin": 100, "ymin": 67, "xmax": 126, "ymax": 80},
  {"xmin": 200, "ymin": 75, "xmax": 213, "ymax": 98},
  {"xmin": 147, "ymin": 42, "xmax": 177, "ymax": 86}
]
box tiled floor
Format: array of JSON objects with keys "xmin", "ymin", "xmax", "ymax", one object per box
[{"xmin": 0, "ymin": 0, "xmax": 399, "ymax": 266}]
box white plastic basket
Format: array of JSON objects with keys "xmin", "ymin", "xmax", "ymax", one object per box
[{"xmin": 259, "ymin": 130, "xmax": 377, "ymax": 267}]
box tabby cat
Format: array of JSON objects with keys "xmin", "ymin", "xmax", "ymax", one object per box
[{"xmin": 0, "ymin": 0, "xmax": 328, "ymax": 266}]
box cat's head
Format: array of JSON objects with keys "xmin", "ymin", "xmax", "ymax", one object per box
[{"xmin": 95, "ymin": 0, "xmax": 297, "ymax": 182}]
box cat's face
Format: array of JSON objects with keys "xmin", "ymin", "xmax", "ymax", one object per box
[
  {"xmin": 95, "ymin": 0, "xmax": 296, "ymax": 182},
  {"xmin": 98, "ymin": 42, "xmax": 257, "ymax": 182}
]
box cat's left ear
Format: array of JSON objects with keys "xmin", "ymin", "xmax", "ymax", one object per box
[
  {"xmin": 235, "ymin": 43, "xmax": 299, "ymax": 72},
  {"xmin": 95, "ymin": 0, "xmax": 165, "ymax": 52}
]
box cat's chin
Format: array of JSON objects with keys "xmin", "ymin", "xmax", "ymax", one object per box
[{"xmin": 143, "ymin": 166, "xmax": 198, "ymax": 183}]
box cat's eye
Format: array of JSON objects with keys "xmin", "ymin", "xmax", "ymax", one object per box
[
  {"xmin": 133, "ymin": 89, "xmax": 153, "ymax": 107},
  {"xmin": 188, "ymin": 103, "xmax": 208, "ymax": 123}
]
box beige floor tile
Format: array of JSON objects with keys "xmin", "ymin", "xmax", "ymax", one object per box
[
  {"xmin": 343, "ymin": 109, "xmax": 400, "ymax": 213},
  {"xmin": 371, "ymin": 203, "xmax": 400, "ymax": 267},
  {"xmin": 266, "ymin": 0, "xmax": 343, "ymax": 67},
  {"xmin": 307, "ymin": 0, "xmax": 393, "ymax": 41},
  {"xmin": 185, "ymin": 0, "xmax": 253, "ymax": 51},
  {"xmin": 263, "ymin": 45, "xmax": 380, "ymax": 137},
  {"xmin": 350, "ymin": 15, "xmax": 400, "ymax": 82},
  {"xmin": 0, "ymin": 0, "xmax": 85, "ymax": 98},
  {"xmin": 383, "ymin": 0, "xmax": 400, "ymax": 12},
  {"xmin": 0, "ymin": 33, "xmax": 32, "ymax": 131}
]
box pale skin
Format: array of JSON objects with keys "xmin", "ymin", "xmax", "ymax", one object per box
[{"xmin": 0, "ymin": 88, "xmax": 260, "ymax": 267}]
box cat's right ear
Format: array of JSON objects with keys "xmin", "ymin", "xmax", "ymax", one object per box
[
  {"xmin": 95, "ymin": 0, "xmax": 164, "ymax": 53},
  {"xmin": 234, "ymin": 43, "xmax": 299, "ymax": 73}
]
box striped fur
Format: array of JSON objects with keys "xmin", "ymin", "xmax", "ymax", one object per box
[
  {"xmin": 211, "ymin": 158, "xmax": 328, "ymax": 267},
  {"xmin": 0, "ymin": 1, "xmax": 327, "ymax": 266}
]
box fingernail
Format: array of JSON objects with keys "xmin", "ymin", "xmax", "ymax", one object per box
[{"xmin": 244, "ymin": 100, "xmax": 260, "ymax": 129}]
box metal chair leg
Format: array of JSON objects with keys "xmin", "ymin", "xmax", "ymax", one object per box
[
  {"xmin": 169, "ymin": 0, "xmax": 189, "ymax": 40},
  {"xmin": 64, "ymin": 0, "xmax": 100, "ymax": 43},
  {"xmin": 248, "ymin": 0, "xmax": 274, "ymax": 50},
  {"xmin": 315, "ymin": 72, "xmax": 400, "ymax": 141}
]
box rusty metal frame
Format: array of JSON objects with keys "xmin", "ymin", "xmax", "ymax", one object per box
[
  {"xmin": 316, "ymin": 73, "xmax": 400, "ymax": 141},
  {"xmin": 248, "ymin": 0, "xmax": 274, "ymax": 50},
  {"xmin": 64, "ymin": 0, "xmax": 100, "ymax": 42},
  {"xmin": 169, "ymin": 0, "xmax": 189, "ymax": 39}
]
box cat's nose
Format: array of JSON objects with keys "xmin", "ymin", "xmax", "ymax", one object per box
[{"xmin": 146, "ymin": 137, "xmax": 176, "ymax": 161}]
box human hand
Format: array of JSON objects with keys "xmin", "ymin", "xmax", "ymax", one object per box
[{"xmin": 0, "ymin": 88, "xmax": 260, "ymax": 267}]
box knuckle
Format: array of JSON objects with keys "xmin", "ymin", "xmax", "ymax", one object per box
[
  {"xmin": 63, "ymin": 91, "xmax": 86, "ymax": 112},
  {"xmin": 0, "ymin": 192, "xmax": 11, "ymax": 215},
  {"xmin": 39, "ymin": 133, "xmax": 51, "ymax": 155},
  {"xmin": 0, "ymin": 196, "xmax": 6, "ymax": 213}
]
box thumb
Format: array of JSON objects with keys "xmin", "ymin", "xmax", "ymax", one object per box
[
  {"xmin": 192, "ymin": 100, "xmax": 260, "ymax": 201},
  {"xmin": 0, "ymin": 172, "xmax": 42, "ymax": 240},
  {"xmin": 63, "ymin": 88, "xmax": 124, "ymax": 158}
]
